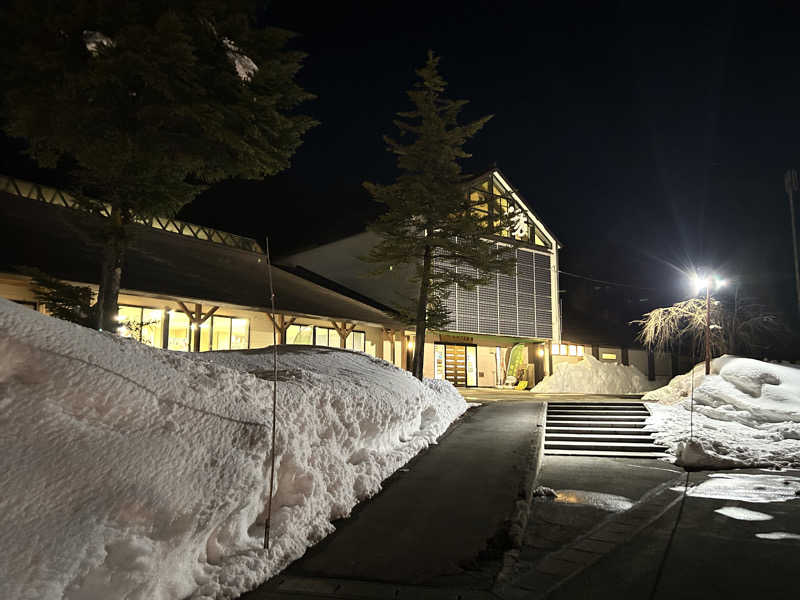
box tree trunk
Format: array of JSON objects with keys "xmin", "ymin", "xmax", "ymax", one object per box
[
  {"xmin": 95, "ymin": 205, "xmax": 126, "ymax": 332},
  {"xmin": 412, "ymin": 245, "xmax": 433, "ymax": 380}
]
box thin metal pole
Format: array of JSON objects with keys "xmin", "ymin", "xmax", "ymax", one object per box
[
  {"xmin": 705, "ymin": 285, "xmax": 711, "ymax": 375},
  {"xmin": 786, "ymin": 170, "xmax": 800, "ymax": 317},
  {"xmin": 264, "ymin": 237, "xmax": 278, "ymax": 551}
]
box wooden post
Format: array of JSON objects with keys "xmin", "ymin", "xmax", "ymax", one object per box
[
  {"xmin": 330, "ymin": 321, "xmax": 357, "ymax": 348},
  {"xmin": 647, "ymin": 349, "xmax": 655, "ymax": 381},
  {"xmin": 176, "ymin": 302, "xmax": 218, "ymax": 352},
  {"xmin": 267, "ymin": 313, "xmax": 296, "ymax": 345},
  {"xmin": 383, "ymin": 328, "xmax": 398, "ymax": 364},
  {"xmin": 591, "ymin": 344, "xmax": 600, "ymax": 359},
  {"xmin": 401, "ymin": 335, "xmax": 409, "ymax": 370},
  {"xmin": 161, "ymin": 306, "xmax": 170, "ymax": 349},
  {"xmin": 621, "ymin": 347, "xmax": 629, "ymax": 366}
]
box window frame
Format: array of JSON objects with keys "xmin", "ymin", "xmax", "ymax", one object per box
[{"xmin": 313, "ymin": 325, "xmax": 366, "ymax": 351}]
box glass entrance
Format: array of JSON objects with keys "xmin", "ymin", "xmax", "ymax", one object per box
[{"xmin": 435, "ymin": 343, "xmax": 478, "ymax": 387}]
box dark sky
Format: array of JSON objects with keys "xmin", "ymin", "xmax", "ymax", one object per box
[
  {"xmin": 185, "ymin": 1, "xmax": 800, "ymax": 314},
  {"xmin": 3, "ymin": 1, "xmax": 799, "ymax": 326}
]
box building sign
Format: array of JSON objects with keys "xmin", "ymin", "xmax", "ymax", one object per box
[
  {"xmin": 434, "ymin": 344, "xmax": 445, "ymax": 380},
  {"xmin": 439, "ymin": 334, "xmax": 474, "ymax": 344}
]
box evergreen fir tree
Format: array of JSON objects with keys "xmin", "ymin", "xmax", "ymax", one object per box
[
  {"xmin": 364, "ymin": 51, "xmax": 515, "ymax": 380},
  {"xmin": 0, "ymin": 0, "xmax": 316, "ymax": 332}
]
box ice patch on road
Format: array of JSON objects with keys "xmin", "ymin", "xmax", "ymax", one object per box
[
  {"xmin": 675, "ymin": 473, "xmax": 800, "ymax": 503},
  {"xmin": 552, "ymin": 490, "xmax": 633, "ymax": 512},
  {"xmin": 755, "ymin": 531, "xmax": 800, "ymax": 540},
  {"xmin": 714, "ymin": 506, "xmax": 773, "ymax": 521}
]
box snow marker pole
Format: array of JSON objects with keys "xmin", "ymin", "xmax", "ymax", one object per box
[{"xmin": 264, "ymin": 237, "xmax": 278, "ymax": 551}]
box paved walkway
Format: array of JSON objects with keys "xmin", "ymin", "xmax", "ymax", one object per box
[{"xmin": 242, "ymin": 401, "xmax": 546, "ymax": 599}]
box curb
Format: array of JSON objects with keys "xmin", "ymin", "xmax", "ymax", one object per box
[
  {"xmin": 495, "ymin": 402, "xmax": 547, "ymax": 582},
  {"xmin": 495, "ymin": 472, "xmax": 686, "ymax": 599}
]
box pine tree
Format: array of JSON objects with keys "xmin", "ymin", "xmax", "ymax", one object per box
[
  {"xmin": 364, "ymin": 51, "xmax": 516, "ymax": 380},
  {"xmin": 0, "ymin": 0, "xmax": 316, "ymax": 332}
]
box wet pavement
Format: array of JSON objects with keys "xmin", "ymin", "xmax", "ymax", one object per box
[{"xmin": 508, "ymin": 465, "xmax": 800, "ymax": 600}]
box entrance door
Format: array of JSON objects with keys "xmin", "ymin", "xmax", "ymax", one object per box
[{"xmin": 435, "ymin": 343, "xmax": 478, "ymax": 387}]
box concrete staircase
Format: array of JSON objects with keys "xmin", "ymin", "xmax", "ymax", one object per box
[{"xmin": 544, "ymin": 402, "xmax": 668, "ymax": 458}]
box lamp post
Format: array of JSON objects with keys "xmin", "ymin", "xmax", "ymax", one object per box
[{"xmin": 690, "ymin": 273, "xmax": 726, "ymax": 375}]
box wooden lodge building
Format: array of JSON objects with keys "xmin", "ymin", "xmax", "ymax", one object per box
[
  {"xmin": 282, "ymin": 169, "xmax": 564, "ymax": 387},
  {"xmin": 1, "ymin": 172, "xmax": 677, "ymax": 387}
]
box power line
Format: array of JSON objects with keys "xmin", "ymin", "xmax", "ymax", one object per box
[{"xmin": 558, "ymin": 269, "xmax": 658, "ymax": 291}]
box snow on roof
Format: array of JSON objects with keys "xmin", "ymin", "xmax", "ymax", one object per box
[{"xmin": 0, "ymin": 298, "xmax": 465, "ymax": 599}]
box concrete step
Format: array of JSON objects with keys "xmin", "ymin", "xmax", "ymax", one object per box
[
  {"xmin": 544, "ymin": 440, "xmax": 668, "ymax": 452},
  {"xmin": 546, "ymin": 419, "xmax": 647, "ymax": 428},
  {"xmin": 544, "ymin": 448, "xmax": 670, "ymax": 458},
  {"xmin": 546, "ymin": 426, "xmax": 653, "ymax": 435},
  {"xmin": 546, "ymin": 433, "xmax": 657, "ymax": 443},
  {"xmin": 546, "ymin": 414, "xmax": 648, "ymax": 421},
  {"xmin": 547, "ymin": 402, "xmax": 647, "ymax": 408},
  {"xmin": 547, "ymin": 409, "xmax": 649, "ymax": 416}
]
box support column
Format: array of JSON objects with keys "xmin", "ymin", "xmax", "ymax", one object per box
[
  {"xmin": 647, "ymin": 349, "xmax": 656, "ymax": 381},
  {"xmin": 591, "ymin": 344, "xmax": 600, "ymax": 359},
  {"xmin": 621, "ymin": 347, "xmax": 629, "ymax": 366},
  {"xmin": 177, "ymin": 301, "xmax": 219, "ymax": 352},
  {"xmin": 331, "ymin": 321, "xmax": 357, "ymax": 349},
  {"xmin": 267, "ymin": 313, "xmax": 296, "ymax": 344}
]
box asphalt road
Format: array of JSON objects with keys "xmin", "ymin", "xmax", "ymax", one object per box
[{"xmin": 548, "ymin": 468, "xmax": 800, "ymax": 600}]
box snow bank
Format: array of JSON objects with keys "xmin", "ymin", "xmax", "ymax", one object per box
[
  {"xmin": 0, "ymin": 299, "xmax": 466, "ymax": 600},
  {"xmin": 644, "ymin": 356, "xmax": 800, "ymax": 469},
  {"xmin": 531, "ymin": 354, "xmax": 655, "ymax": 394}
]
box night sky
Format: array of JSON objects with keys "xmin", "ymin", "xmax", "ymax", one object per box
[{"xmin": 3, "ymin": 1, "xmax": 800, "ymax": 334}]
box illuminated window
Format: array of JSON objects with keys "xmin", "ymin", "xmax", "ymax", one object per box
[
  {"xmin": 212, "ymin": 316, "xmax": 231, "ymax": 350},
  {"xmin": 601, "ymin": 352, "xmax": 617, "ymax": 361},
  {"xmin": 577, "ymin": 346, "xmax": 585, "ymax": 357},
  {"xmin": 168, "ymin": 311, "xmax": 190, "ymax": 351},
  {"xmin": 568, "ymin": 345, "xmax": 577, "ymax": 356},
  {"xmin": 117, "ymin": 305, "xmax": 163, "ymax": 348},
  {"xmin": 314, "ymin": 326, "xmax": 365, "ymax": 351},
  {"xmin": 551, "ymin": 343, "xmax": 559, "ymax": 355},
  {"xmin": 286, "ymin": 324, "xmax": 313, "ymax": 345},
  {"xmin": 560, "ymin": 344, "xmax": 567, "ymax": 355},
  {"xmin": 231, "ymin": 319, "xmax": 249, "ymax": 350}
]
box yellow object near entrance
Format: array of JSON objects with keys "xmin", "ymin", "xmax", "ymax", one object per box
[{"xmin": 515, "ymin": 380, "xmax": 528, "ymax": 390}]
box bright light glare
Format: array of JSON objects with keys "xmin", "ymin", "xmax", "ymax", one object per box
[{"xmin": 689, "ymin": 271, "xmax": 726, "ymax": 295}]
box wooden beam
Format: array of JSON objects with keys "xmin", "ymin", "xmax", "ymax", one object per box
[
  {"xmin": 177, "ymin": 300, "xmax": 194, "ymax": 320},
  {"xmin": 197, "ymin": 306, "xmax": 219, "ymax": 326},
  {"xmin": 331, "ymin": 321, "xmax": 357, "ymax": 348},
  {"xmin": 268, "ymin": 313, "xmax": 296, "ymax": 344}
]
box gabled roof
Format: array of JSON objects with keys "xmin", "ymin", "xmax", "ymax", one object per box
[
  {"xmin": 467, "ymin": 167, "xmax": 562, "ymax": 249},
  {"xmin": 0, "ymin": 191, "xmax": 404, "ymax": 328}
]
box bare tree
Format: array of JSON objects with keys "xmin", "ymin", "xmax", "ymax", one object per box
[{"xmin": 633, "ymin": 292, "xmax": 786, "ymax": 359}]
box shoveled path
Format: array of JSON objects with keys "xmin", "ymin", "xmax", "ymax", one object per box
[{"xmin": 242, "ymin": 401, "xmax": 545, "ymax": 599}]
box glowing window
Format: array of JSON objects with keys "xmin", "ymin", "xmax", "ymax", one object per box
[
  {"xmin": 568, "ymin": 345, "xmax": 577, "ymax": 356},
  {"xmin": 117, "ymin": 305, "xmax": 163, "ymax": 348},
  {"xmin": 560, "ymin": 344, "xmax": 567, "ymax": 355},
  {"xmin": 601, "ymin": 353, "xmax": 617, "ymax": 360},
  {"xmin": 212, "ymin": 316, "xmax": 231, "ymax": 350},
  {"xmin": 286, "ymin": 324, "xmax": 313, "ymax": 345},
  {"xmin": 168, "ymin": 311, "xmax": 190, "ymax": 351},
  {"xmin": 577, "ymin": 346, "xmax": 585, "ymax": 357},
  {"xmin": 551, "ymin": 343, "xmax": 559, "ymax": 355}
]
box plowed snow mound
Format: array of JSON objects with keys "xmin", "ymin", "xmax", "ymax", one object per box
[
  {"xmin": 644, "ymin": 356, "xmax": 800, "ymax": 469},
  {"xmin": 0, "ymin": 299, "xmax": 465, "ymax": 600},
  {"xmin": 532, "ymin": 354, "xmax": 655, "ymax": 394}
]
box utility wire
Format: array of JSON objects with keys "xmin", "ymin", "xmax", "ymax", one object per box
[{"xmin": 558, "ymin": 269, "xmax": 658, "ymax": 291}]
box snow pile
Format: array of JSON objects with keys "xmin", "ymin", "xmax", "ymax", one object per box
[
  {"xmin": 532, "ymin": 354, "xmax": 654, "ymax": 394},
  {"xmin": 645, "ymin": 356, "xmax": 800, "ymax": 469},
  {"xmin": 0, "ymin": 298, "xmax": 465, "ymax": 600}
]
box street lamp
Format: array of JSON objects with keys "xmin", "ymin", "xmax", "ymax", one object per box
[{"xmin": 689, "ymin": 272, "xmax": 726, "ymax": 375}]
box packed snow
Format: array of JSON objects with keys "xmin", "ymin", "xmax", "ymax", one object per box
[
  {"xmin": 532, "ymin": 354, "xmax": 656, "ymax": 394},
  {"xmin": 223, "ymin": 38, "xmax": 258, "ymax": 82},
  {"xmin": 0, "ymin": 298, "xmax": 466, "ymax": 600},
  {"xmin": 644, "ymin": 356, "xmax": 800, "ymax": 469}
]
